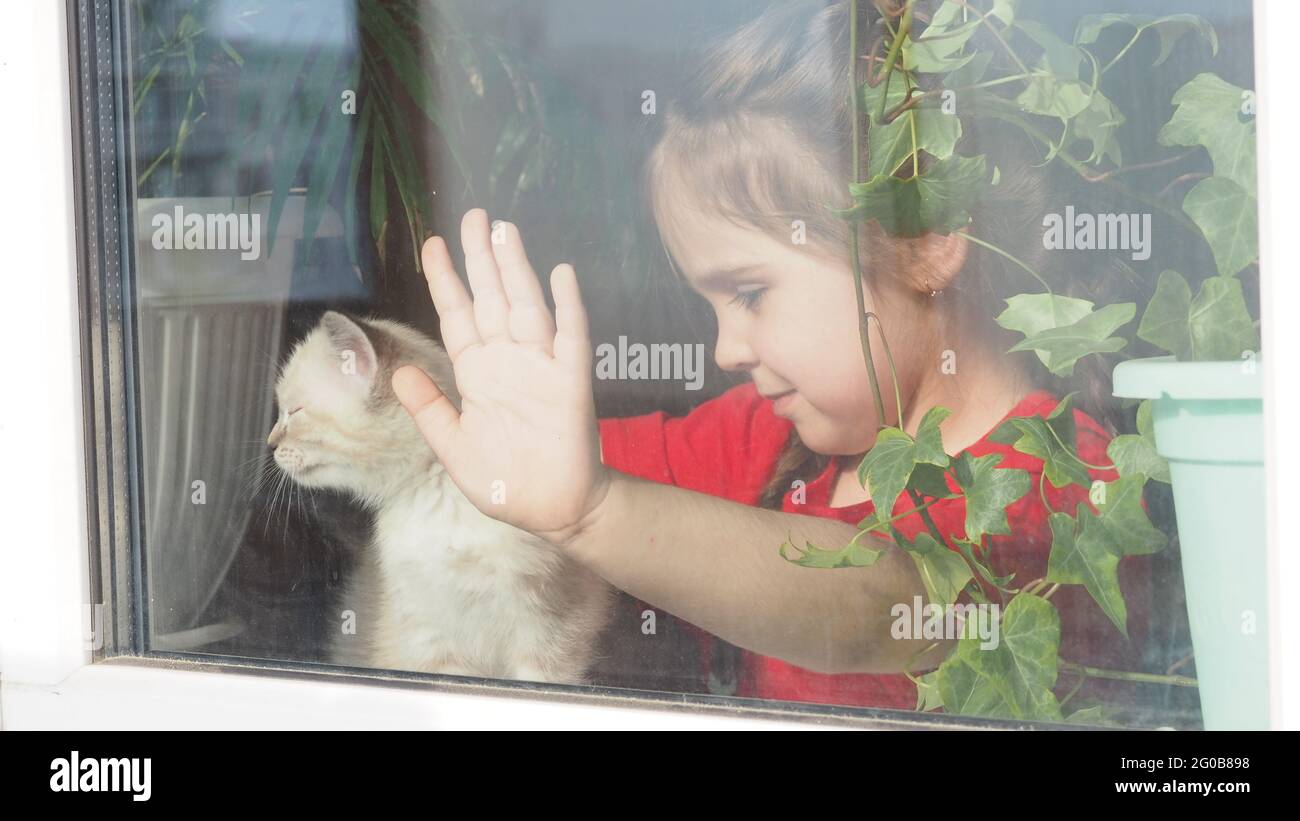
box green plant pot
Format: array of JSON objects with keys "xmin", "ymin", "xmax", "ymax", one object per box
[{"xmin": 1113, "ymin": 355, "xmax": 1268, "ymax": 730}]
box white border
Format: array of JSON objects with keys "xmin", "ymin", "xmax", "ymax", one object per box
[
  {"xmin": 0, "ymin": 0, "xmax": 92, "ymax": 690},
  {"xmin": 1254, "ymin": 0, "xmax": 1297, "ymax": 730},
  {"xmin": 0, "ymin": 0, "xmax": 1294, "ymax": 730}
]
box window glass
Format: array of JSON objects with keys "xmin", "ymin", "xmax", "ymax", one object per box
[{"xmin": 108, "ymin": 0, "xmax": 1263, "ymax": 728}]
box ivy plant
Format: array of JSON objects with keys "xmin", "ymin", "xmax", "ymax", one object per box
[{"xmin": 781, "ymin": 0, "xmax": 1258, "ymax": 725}]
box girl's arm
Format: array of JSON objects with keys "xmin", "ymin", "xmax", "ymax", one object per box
[
  {"xmin": 558, "ymin": 468, "xmax": 949, "ymax": 675},
  {"xmin": 393, "ymin": 209, "xmax": 950, "ymax": 676}
]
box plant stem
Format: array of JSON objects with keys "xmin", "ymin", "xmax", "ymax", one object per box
[
  {"xmin": 1059, "ymin": 669, "xmax": 1088, "ymax": 707},
  {"xmin": 855, "ymin": 493, "xmax": 962, "ymax": 540},
  {"xmin": 954, "ymin": 0, "xmax": 1028, "ymax": 74},
  {"xmin": 1079, "ymin": 151, "xmax": 1194, "ymax": 183},
  {"xmin": 875, "ymin": 0, "xmax": 915, "ymax": 121},
  {"xmin": 904, "ymin": 641, "xmax": 943, "ymax": 682},
  {"xmin": 850, "ymin": 0, "xmax": 889, "ymax": 430},
  {"xmin": 1037, "ymin": 470, "xmax": 1053, "ymax": 513},
  {"xmin": 866, "ymin": 313, "xmax": 904, "ymax": 426},
  {"xmin": 1060, "ymin": 661, "xmax": 1199, "ymax": 688},
  {"xmin": 957, "ymin": 232, "xmax": 1053, "ymax": 293},
  {"xmin": 1040, "ymin": 420, "xmax": 1117, "ymax": 473},
  {"xmin": 1101, "ymin": 28, "xmax": 1145, "ymax": 76},
  {"xmin": 908, "ymin": 489, "xmax": 952, "ymax": 548},
  {"xmin": 976, "ymin": 97, "xmax": 1203, "ymax": 235}
]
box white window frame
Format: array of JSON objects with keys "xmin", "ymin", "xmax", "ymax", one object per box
[{"xmin": 2, "ymin": 0, "xmax": 1296, "ymax": 730}]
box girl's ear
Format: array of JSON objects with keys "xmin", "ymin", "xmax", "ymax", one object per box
[
  {"xmin": 320, "ymin": 311, "xmax": 379, "ymax": 387},
  {"xmin": 896, "ymin": 230, "xmax": 970, "ymax": 296}
]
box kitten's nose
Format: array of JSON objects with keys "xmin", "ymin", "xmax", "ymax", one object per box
[{"xmin": 267, "ymin": 421, "xmax": 285, "ymax": 448}]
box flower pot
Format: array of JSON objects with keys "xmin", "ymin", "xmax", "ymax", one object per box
[{"xmin": 1113, "ymin": 355, "xmax": 1267, "ymax": 729}]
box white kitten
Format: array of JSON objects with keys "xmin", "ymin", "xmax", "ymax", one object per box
[{"xmin": 268, "ymin": 311, "xmax": 612, "ymax": 684}]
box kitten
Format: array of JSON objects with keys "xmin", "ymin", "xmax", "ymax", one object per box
[{"xmin": 267, "ymin": 311, "xmax": 613, "ymax": 684}]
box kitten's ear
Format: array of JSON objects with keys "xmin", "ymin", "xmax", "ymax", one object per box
[{"xmin": 320, "ymin": 311, "xmax": 378, "ymax": 387}]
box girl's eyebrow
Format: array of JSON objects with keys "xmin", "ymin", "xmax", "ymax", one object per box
[{"xmin": 694, "ymin": 264, "xmax": 765, "ymax": 289}]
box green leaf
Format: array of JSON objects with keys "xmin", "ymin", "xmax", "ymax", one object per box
[
  {"xmin": 234, "ymin": 12, "xmax": 329, "ymax": 222},
  {"xmin": 864, "ymin": 94, "xmax": 962, "ymax": 179},
  {"xmin": 1008, "ymin": 303, "xmax": 1135, "ymax": 377},
  {"xmin": 1182, "ymin": 176, "xmax": 1259, "ymax": 277},
  {"xmin": 1064, "ymin": 704, "xmax": 1122, "ymax": 726},
  {"xmin": 857, "ymin": 408, "xmax": 952, "ymax": 516},
  {"xmin": 343, "ymin": 95, "xmax": 374, "ymax": 266},
  {"xmin": 1014, "ymin": 21, "xmax": 1091, "ymax": 120},
  {"xmin": 957, "ymin": 593, "xmax": 1062, "ymax": 721},
  {"xmin": 1139, "ymin": 270, "xmax": 1259, "ymax": 360},
  {"xmin": 1137, "ymin": 270, "xmax": 1194, "ymax": 358},
  {"xmin": 301, "ymin": 58, "xmax": 358, "ymax": 250},
  {"xmin": 1158, "ymin": 73, "xmax": 1256, "ymax": 192},
  {"xmin": 1107, "ymin": 400, "xmax": 1171, "ymax": 484},
  {"xmin": 1044, "ymin": 477, "xmax": 1162, "ymax": 638},
  {"xmin": 900, "ymin": 532, "xmax": 973, "ymax": 607},
  {"xmin": 990, "ymin": 0, "xmax": 1019, "ymax": 26},
  {"xmin": 1071, "ymin": 89, "xmax": 1125, "ymax": 167},
  {"xmin": 903, "ymin": 1, "xmax": 980, "ymax": 73},
  {"xmin": 843, "ymin": 155, "xmax": 988, "ymax": 237},
  {"xmin": 857, "ymin": 510, "xmax": 889, "ymax": 532},
  {"xmin": 990, "ymin": 398, "xmax": 1092, "ymax": 490},
  {"xmin": 954, "ymin": 452, "xmax": 1032, "ymax": 543},
  {"xmin": 780, "ymin": 534, "xmax": 885, "ymax": 569},
  {"xmin": 936, "ymin": 655, "xmax": 1014, "ymax": 718},
  {"xmin": 916, "ymin": 669, "xmax": 945, "ymax": 712},
  {"xmin": 943, "ymin": 50, "xmax": 993, "ymax": 90},
  {"xmin": 996, "ymin": 294, "xmax": 1096, "ymax": 370},
  {"xmin": 913, "ymin": 407, "xmax": 953, "ymax": 466},
  {"xmin": 266, "ymin": 44, "xmax": 349, "ymax": 251},
  {"xmin": 1075, "ymin": 14, "xmax": 1218, "ymax": 67},
  {"xmin": 368, "ymin": 121, "xmax": 389, "ymax": 243},
  {"xmin": 909, "ymin": 462, "xmax": 953, "ymax": 499},
  {"xmin": 957, "ymin": 539, "xmax": 1017, "ymax": 589},
  {"xmin": 1189, "ymin": 274, "xmax": 1259, "ymax": 360},
  {"xmin": 1046, "ymin": 509, "xmax": 1127, "ymax": 637},
  {"xmin": 1093, "ymin": 474, "xmax": 1166, "ymax": 557},
  {"xmin": 857, "ymin": 428, "xmax": 917, "ymax": 518}
]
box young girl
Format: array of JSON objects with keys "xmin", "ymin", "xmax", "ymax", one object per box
[{"xmin": 392, "ymin": 0, "xmax": 1150, "ymax": 713}]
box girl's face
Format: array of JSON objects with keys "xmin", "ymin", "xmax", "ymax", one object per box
[{"xmin": 666, "ymin": 210, "xmax": 926, "ymax": 457}]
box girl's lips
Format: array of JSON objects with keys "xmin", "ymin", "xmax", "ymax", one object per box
[{"xmin": 771, "ymin": 391, "xmax": 797, "ymax": 414}]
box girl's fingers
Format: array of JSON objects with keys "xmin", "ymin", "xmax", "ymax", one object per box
[
  {"xmin": 491, "ymin": 220, "xmax": 557, "ymax": 355},
  {"xmin": 551, "ymin": 263, "xmax": 591, "ymax": 370},
  {"xmin": 392, "ymin": 365, "xmax": 460, "ymax": 461},
  {"xmin": 421, "ymin": 235, "xmax": 481, "ymax": 363},
  {"xmin": 460, "ymin": 209, "xmax": 513, "ymax": 344}
]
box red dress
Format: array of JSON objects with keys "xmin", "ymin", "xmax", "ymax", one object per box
[{"xmin": 598, "ymin": 382, "xmax": 1153, "ymax": 711}]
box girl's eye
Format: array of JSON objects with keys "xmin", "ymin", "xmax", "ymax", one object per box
[{"xmin": 728, "ymin": 287, "xmax": 766, "ymax": 312}]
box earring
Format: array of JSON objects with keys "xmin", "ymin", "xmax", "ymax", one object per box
[{"xmin": 925, "ymin": 279, "xmax": 940, "ymax": 298}]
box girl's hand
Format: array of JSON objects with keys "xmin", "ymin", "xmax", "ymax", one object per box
[{"xmin": 393, "ymin": 208, "xmax": 610, "ymax": 546}]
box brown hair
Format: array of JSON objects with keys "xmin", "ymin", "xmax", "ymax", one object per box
[{"xmin": 641, "ymin": 0, "xmax": 1139, "ymax": 512}]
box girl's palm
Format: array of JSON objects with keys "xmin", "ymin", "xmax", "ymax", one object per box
[{"xmin": 393, "ymin": 209, "xmax": 607, "ymax": 543}]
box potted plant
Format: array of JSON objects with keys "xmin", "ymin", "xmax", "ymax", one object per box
[
  {"xmin": 780, "ymin": 0, "xmax": 1261, "ymax": 728},
  {"xmin": 1112, "ymin": 69, "xmax": 1263, "ymax": 728}
]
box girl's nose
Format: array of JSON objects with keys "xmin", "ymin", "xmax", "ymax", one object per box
[{"xmin": 713, "ymin": 317, "xmax": 758, "ymax": 373}]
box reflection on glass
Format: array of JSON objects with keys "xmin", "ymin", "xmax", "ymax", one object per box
[{"xmin": 123, "ymin": 0, "xmax": 1262, "ymax": 728}]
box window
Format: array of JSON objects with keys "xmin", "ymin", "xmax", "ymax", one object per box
[{"xmin": 18, "ymin": 0, "xmax": 1285, "ymax": 730}]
